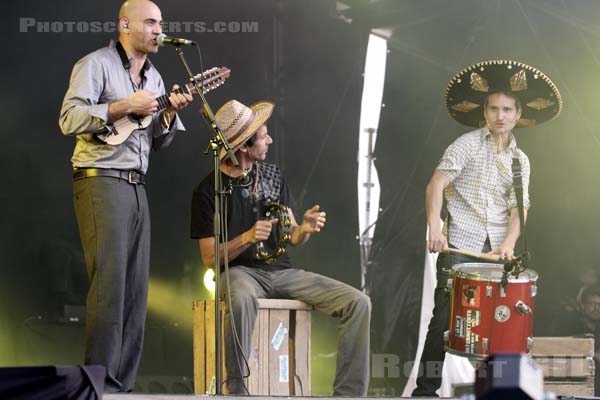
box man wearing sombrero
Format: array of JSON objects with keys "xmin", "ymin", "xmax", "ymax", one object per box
[
  {"xmin": 190, "ymin": 100, "xmax": 371, "ymax": 395},
  {"xmin": 412, "ymin": 60, "xmax": 562, "ymax": 397}
]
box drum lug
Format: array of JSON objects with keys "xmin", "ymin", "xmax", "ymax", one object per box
[
  {"xmin": 500, "ymin": 285, "xmax": 507, "ymax": 298},
  {"xmin": 446, "ymin": 278, "xmax": 453, "ymax": 290},
  {"xmin": 531, "ymin": 285, "xmax": 537, "ymax": 297},
  {"xmin": 486, "ymin": 285, "xmax": 492, "ymax": 297},
  {"xmin": 443, "ymin": 330, "xmax": 449, "ymax": 348},
  {"xmin": 482, "ymin": 338, "xmax": 489, "ymax": 353},
  {"xmin": 527, "ymin": 337, "xmax": 534, "ymax": 351},
  {"xmin": 515, "ymin": 300, "xmax": 532, "ymax": 314}
]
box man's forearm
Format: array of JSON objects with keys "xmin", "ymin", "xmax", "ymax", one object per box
[
  {"xmin": 220, "ymin": 234, "xmax": 253, "ymax": 264},
  {"xmin": 200, "ymin": 231, "xmax": 253, "ymax": 267},
  {"xmin": 426, "ymin": 179, "xmax": 444, "ymax": 230},
  {"xmin": 290, "ymin": 225, "xmax": 309, "ymax": 246},
  {"xmin": 107, "ymin": 98, "xmax": 131, "ymax": 124},
  {"xmin": 502, "ymin": 208, "xmax": 526, "ymax": 249}
]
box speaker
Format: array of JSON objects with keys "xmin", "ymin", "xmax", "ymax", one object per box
[
  {"xmin": 0, "ymin": 365, "xmax": 105, "ymax": 400},
  {"xmin": 474, "ymin": 354, "xmax": 543, "ymax": 399}
]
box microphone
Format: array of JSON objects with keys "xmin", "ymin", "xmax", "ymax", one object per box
[
  {"xmin": 503, "ymin": 251, "xmax": 531, "ymax": 273},
  {"xmin": 503, "ymin": 258, "xmax": 519, "ymax": 273},
  {"xmin": 156, "ymin": 33, "xmax": 194, "ymax": 46}
]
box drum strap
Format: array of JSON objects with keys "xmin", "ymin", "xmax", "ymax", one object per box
[{"xmin": 511, "ymin": 157, "xmax": 527, "ymax": 256}]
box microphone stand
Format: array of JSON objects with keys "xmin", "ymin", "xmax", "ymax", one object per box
[
  {"xmin": 501, "ymin": 251, "xmax": 531, "ymax": 289},
  {"xmin": 173, "ymin": 44, "xmax": 237, "ymax": 395}
]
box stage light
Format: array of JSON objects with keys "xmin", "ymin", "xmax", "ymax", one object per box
[
  {"xmin": 203, "ymin": 268, "xmax": 216, "ymax": 295},
  {"xmin": 357, "ymin": 33, "xmax": 387, "ymax": 294},
  {"xmin": 147, "ymin": 278, "xmax": 193, "ymax": 331}
]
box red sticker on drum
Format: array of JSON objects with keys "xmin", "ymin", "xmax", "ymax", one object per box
[{"xmin": 461, "ymin": 284, "xmax": 480, "ymax": 307}]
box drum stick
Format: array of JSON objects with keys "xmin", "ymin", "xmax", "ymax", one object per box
[{"xmin": 445, "ymin": 248, "xmax": 502, "ymax": 262}]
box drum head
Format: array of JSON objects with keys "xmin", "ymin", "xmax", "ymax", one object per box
[{"xmin": 452, "ymin": 263, "xmax": 538, "ymax": 282}]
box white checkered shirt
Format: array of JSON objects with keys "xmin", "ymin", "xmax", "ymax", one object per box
[{"xmin": 438, "ymin": 127, "xmax": 530, "ymax": 253}]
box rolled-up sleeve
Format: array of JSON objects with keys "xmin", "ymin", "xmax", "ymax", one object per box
[
  {"xmin": 437, "ymin": 135, "xmax": 473, "ymax": 182},
  {"xmin": 151, "ymin": 113, "xmax": 185, "ymax": 151},
  {"xmin": 59, "ymin": 56, "xmax": 109, "ymax": 136}
]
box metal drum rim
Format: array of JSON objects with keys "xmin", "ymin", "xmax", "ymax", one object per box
[
  {"xmin": 451, "ymin": 262, "xmax": 538, "ymax": 282},
  {"xmin": 445, "ymin": 347, "xmax": 488, "ymax": 361}
]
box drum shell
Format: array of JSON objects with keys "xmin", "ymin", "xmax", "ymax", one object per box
[{"xmin": 446, "ymin": 263, "xmax": 538, "ymax": 360}]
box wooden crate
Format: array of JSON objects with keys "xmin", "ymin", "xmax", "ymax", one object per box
[
  {"xmin": 193, "ymin": 299, "xmax": 312, "ymax": 396},
  {"xmin": 192, "ymin": 300, "xmax": 224, "ymax": 395},
  {"xmin": 531, "ymin": 336, "xmax": 595, "ymax": 397}
]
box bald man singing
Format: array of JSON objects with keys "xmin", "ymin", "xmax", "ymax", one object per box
[{"xmin": 59, "ymin": 1, "xmax": 192, "ymax": 392}]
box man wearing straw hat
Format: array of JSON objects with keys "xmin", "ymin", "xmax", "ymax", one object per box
[
  {"xmin": 412, "ymin": 60, "xmax": 562, "ymax": 397},
  {"xmin": 190, "ymin": 99, "xmax": 371, "ymax": 395}
]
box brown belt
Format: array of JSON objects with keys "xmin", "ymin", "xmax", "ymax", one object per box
[{"xmin": 72, "ymin": 168, "xmax": 146, "ymax": 185}]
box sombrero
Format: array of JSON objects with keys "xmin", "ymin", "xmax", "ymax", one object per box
[
  {"xmin": 444, "ymin": 60, "xmax": 562, "ymax": 128},
  {"xmin": 215, "ymin": 99, "xmax": 275, "ymax": 160}
]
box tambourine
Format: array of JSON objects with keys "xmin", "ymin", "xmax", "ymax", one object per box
[{"xmin": 256, "ymin": 203, "xmax": 292, "ymax": 264}]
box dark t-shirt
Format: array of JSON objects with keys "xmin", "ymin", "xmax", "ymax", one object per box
[{"xmin": 190, "ymin": 162, "xmax": 294, "ymax": 270}]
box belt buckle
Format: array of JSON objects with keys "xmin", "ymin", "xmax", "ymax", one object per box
[{"xmin": 128, "ymin": 171, "xmax": 138, "ymax": 185}]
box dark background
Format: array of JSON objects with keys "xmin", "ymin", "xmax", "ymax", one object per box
[{"xmin": 2, "ymin": 0, "xmax": 600, "ymax": 395}]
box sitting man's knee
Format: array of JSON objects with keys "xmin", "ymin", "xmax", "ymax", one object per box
[
  {"xmin": 227, "ymin": 290, "xmax": 258, "ymax": 312},
  {"xmin": 352, "ymin": 291, "xmax": 372, "ymax": 314}
]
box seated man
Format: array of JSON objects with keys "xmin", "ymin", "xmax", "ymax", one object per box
[{"xmin": 190, "ymin": 99, "xmax": 371, "ymax": 396}]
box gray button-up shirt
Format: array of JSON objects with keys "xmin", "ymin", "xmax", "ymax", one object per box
[
  {"xmin": 438, "ymin": 127, "xmax": 531, "ymax": 253},
  {"xmin": 59, "ymin": 40, "xmax": 185, "ymax": 174}
]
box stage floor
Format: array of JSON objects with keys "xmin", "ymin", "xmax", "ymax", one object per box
[{"xmin": 104, "ymin": 396, "xmax": 448, "ymax": 400}]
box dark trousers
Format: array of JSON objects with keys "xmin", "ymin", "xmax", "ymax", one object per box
[
  {"xmin": 73, "ymin": 177, "xmax": 150, "ymax": 393},
  {"xmin": 220, "ymin": 266, "xmax": 371, "ymax": 396},
  {"xmin": 412, "ymin": 243, "xmax": 495, "ymax": 397}
]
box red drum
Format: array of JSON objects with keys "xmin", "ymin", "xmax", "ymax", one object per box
[{"xmin": 445, "ymin": 263, "xmax": 538, "ymax": 360}]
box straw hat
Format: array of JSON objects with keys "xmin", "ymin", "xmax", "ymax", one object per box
[
  {"xmin": 215, "ymin": 100, "xmax": 275, "ymax": 160},
  {"xmin": 445, "ymin": 60, "xmax": 562, "ymax": 128}
]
